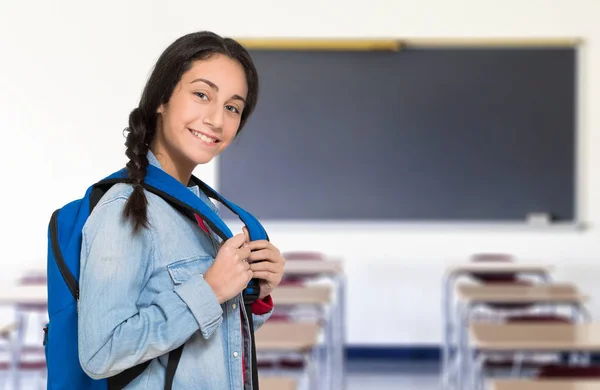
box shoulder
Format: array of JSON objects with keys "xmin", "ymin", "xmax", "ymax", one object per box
[
  {"xmin": 84, "ymin": 183, "xmax": 159, "ymax": 238},
  {"xmin": 92, "ymin": 183, "xmax": 134, "ymax": 213},
  {"xmin": 91, "ymin": 183, "xmax": 169, "ymax": 216},
  {"xmin": 86, "ymin": 182, "xmax": 177, "ymax": 232}
]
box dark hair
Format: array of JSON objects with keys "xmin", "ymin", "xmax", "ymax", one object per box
[{"xmin": 122, "ymin": 31, "xmax": 259, "ymax": 233}]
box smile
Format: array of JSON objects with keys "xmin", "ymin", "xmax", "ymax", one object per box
[{"xmin": 189, "ymin": 129, "xmax": 220, "ymax": 144}]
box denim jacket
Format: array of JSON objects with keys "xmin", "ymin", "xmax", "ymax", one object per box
[{"xmin": 77, "ymin": 151, "xmax": 273, "ymax": 389}]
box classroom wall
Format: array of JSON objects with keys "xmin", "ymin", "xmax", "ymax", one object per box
[{"xmin": 2, "ymin": 0, "xmax": 600, "ymax": 345}]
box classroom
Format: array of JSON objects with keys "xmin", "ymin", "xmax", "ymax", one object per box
[{"xmin": 1, "ymin": 0, "xmax": 600, "ymax": 389}]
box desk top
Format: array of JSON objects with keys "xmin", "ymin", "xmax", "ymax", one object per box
[
  {"xmin": 255, "ymin": 322, "xmax": 321, "ymax": 352},
  {"xmin": 490, "ymin": 380, "xmax": 600, "ymax": 390},
  {"xmin": 457, "ymin": 283, "xmax": 586, "ymax": 303},
  {"xmin": 0, "ymin": 285, "xmax": 46, "ymax": 305},
  {"xmin": 284, "ymin": 260, "xmax": 343, "ymax": 275},
  {"xmin": 0, "ymin": 321, "xmax": 16, "ymax": 337},
  {"xmin": 271, "ymin": 285, "xmax": 332, "ymax": 305},
  {"xmin": 470, "ymin": 323, "xmax": 600, "ymax": 351},
  {"xmin": 446, "ymin": 263, "xmax": 552, "ymax": 275},
  {"xmin": 0, "ymin": 283, "xmax": 335, "ymax": 306},
  {"xmin": 259, "ymin": 377, "xmax": 296, "ymax": 390}
]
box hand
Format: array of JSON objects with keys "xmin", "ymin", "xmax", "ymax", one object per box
[
  {"xmin": 243, "ymin": 227, "xmax": 285, "ymax": 300},
  {"xmin": 203, "ymin": 233, "xmax": 253, "ymax": 304}
]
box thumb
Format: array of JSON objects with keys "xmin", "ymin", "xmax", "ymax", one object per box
[{"xmin": 242, "ymin": 226, "xmax": 250, "ymax": 243}]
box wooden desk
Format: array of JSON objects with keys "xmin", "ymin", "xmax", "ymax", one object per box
[
  {"xmin": 0, "ymin": 285, "xmax": 47, "ymax": 305},
  {"xmin": 259, "ymin": 377, "xmax": 297, "ymax": 390},
  {"xmin": 457, "ymin": 283, "xmax": 587, "ymax": 304},
  {"xmin": 446, "ymin": 263, "xmax": 553, "ymax": 275},
  {"xmin": 470, "ymin": 323, "xmax": 600, "ymax": 351},
  {"xmin": 256, "ymin": 322, "xmax": 321, "ymax": 353},
  {"xmin": 0, "ymin": 321, "xmax": 16, "ymax": 337},
  {"xmin": 442, "ymin": 262, "xmax": 553, "ymax": 388},
  {"xmin": 271, "ymin": 286, "xmax": 332, "ymax": 305},
  {"xmin": 490, "ymin": 379, "xmax": 600, "ymax": 390},
  {"xmin": 284, "ymin": 260, "xmax": 343, "ymax": 276}
]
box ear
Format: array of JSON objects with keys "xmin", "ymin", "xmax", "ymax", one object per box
[{"xmin": 156, "ymin": 104, "xmax": 165, "ymax": 114}]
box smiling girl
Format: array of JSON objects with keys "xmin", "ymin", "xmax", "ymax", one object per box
[{"xmin": 76, "ymin": 31, "xmax": 285, "ymax": 389}]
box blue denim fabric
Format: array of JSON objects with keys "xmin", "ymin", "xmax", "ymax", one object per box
[{"xmin": 77, "ymin": 151, "xmax": 272, "ymax": 389}]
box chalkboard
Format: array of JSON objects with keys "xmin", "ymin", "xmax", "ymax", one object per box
[{"xmin": 217, "ymin": 47, "xmax": 576, "ymax": 222}]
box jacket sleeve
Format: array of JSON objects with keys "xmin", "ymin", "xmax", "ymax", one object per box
[
  {"xmin": 77, "ymin": 196, "xmax": 223, "ymax": 380},
  {"xmin": 251, "ymin": 295, "xmax": 274, "ymax": 330}
]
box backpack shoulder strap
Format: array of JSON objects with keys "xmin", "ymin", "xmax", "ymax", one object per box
[
  {"xmin": 188, "ymin": 174, "xmax": 266, "ymax": 390},
  {"xmin": 142, "ymin": 165, "xmax": 234, "ymax": 241},
  {"xmin": 189, "ymin": 174, "xmax": 268, "ymax": 242}
]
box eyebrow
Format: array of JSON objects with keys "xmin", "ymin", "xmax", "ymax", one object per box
[{"xmin": 190, "ymin": 77, "xmax": 246, "ymax": 104}]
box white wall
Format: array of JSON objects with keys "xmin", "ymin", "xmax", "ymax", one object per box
[{"xmin": 2, "ymin": 0, "xmax": 600, "ymax": 345}]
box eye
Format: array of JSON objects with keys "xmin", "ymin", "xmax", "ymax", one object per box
[
  {"xmin": 225, "ymin": 105, "xmax": 240, "ymax": 114},
  {"xmin": 194, "ymin": 92, "xmax": 208, "ymax": 100}
]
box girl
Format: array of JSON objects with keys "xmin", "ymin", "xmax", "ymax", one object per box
[{"xmin": 77, "ymin": 31, "xmax": 285, "ymax": 389}]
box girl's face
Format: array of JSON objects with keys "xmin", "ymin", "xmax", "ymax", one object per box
[{"xmin": 153, "ymin": 54, "xmax": 248, "ymax": 176}]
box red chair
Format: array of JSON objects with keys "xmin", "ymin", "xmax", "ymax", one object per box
[
  {"xmin": 280, "ymin": 251, "xmax": 327, "ymax": 286},
  {"xmin": 3, "ymin": 271, "xmax": 48, "ymax": 389},
  {"xmin": 468, "ymin": 253, "xmax": 541, "ymax": 314},
  {"xmin": 469, "ymin": 253, "xmax": 519, "ymax": 283},
  {"xmin": 266, "ymin": 252, "xmax": 325, "ymax": 370},
  {"xmin": 505, "ymin": 314, "xmax": 572, "ymax": 324},
  {"xmin": 537, "ymin": 364, "xmax": 600, "ymax": 378}
]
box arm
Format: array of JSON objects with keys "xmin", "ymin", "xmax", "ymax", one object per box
[{"xmin": 78, "ymin": 196, "xmax": 223, "ymax": 379}]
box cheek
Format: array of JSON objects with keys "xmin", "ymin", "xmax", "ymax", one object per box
[
  {"xmin": 224, "ymin": 117, "xmax": 242, "ymax": 139},
  {"xmin": 169, "ymin": 100, "xmax": 200, "ymax": 129}
]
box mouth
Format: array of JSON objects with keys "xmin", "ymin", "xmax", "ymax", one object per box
[{"xmin": 188, "ymin": 128, "xmax": 221, "ymax": 145}]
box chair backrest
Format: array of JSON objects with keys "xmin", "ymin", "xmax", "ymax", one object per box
[
  {"xmin": 470, "ymin": 252, "xmax": 518, "ymax": 283},
  {"xmin": 19, "ymin": 270, "xmax": 47, "ymax": 286},
  {"xmin": 538, "ymin": 364, "xmax": 600, "ymax": 378},
  {"xmin": 282, "ymin": 251, "xmax": 326, "ymax": 261},
  {"xmin": 506, "ymin": 314, "xmax": 572, "ymax": 324},
  {"xmin": 280, "ymin": 251, "xmax": 327, "ymax": 284}
]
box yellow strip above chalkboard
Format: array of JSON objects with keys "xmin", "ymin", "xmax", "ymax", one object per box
[
  {"xmin": 402, "ymin": 37, "xmax": 582, "ymax": 47},
  {"xmin": 236, "ymin": 37, "xmax": 581, "ymax": 51},
  {"xmin": 237, "ymin": 38, "xmax": 401, "ymax": 51}
]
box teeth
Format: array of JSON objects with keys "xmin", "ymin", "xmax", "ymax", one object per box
[{"xmin": 192, "ymin": 131, "xmax": 217, "ymax": 143}]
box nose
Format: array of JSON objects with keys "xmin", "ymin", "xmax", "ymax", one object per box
[{"xmin": 203, "ymin": 103, "xmax": 224, "ymax": 131}]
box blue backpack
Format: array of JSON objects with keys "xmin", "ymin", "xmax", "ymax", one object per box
[{"xmin": 45, "ymin": 165, "xmax": 268, "ymax": 389}]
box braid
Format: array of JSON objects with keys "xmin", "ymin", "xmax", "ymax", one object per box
[{"xmin": 123, "ymin": 107, "xmax": 152, "ymax": 233}]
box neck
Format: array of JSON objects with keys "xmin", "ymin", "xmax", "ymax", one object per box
[{"xmin": 149, "ymin": 140, "xmax": 194, "ymax": 186}]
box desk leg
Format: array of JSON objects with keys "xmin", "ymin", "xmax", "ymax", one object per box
[
  {"xmin": 574, "ymin": 303, "xmax": 592, "ymax": 364},
  {"xmin": 456, "ymin": 301, "xmax": 468, "ymax": 390},
  {"xmin": 442, "ymin": 272, "xmax": 457, "ymax": 389},
  {"xmin": 321, "ymin": 304, "xmax": 334, "ymax": 390},
  {"xmin": 11, "ymin": 309, "xmax": 26, "ymax": 390},
  {"xmin": 333, "ymin": 274, "xmax": 346, "ymax": 390}
]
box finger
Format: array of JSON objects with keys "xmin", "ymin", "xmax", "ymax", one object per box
[
  {"xmin": 247, "ymin": 240, "xmax": 277, "ymax": 252},
  {"xmin": 242, "ymin": 226, "xmax": 250, "ymax": 243},
  {"xmin": 248, "ymin": 249, "xmax": 276, "ymax": 262},
  {"xmin": 250, "ymin": 261, "xmax": 278, "ymax": 272},
  {"xmin": 224, "ymin": 233, "xmax": 247, "ymax": 250},
  {"xmin": 252, "ymin": 270, "xmax": 274, "ymax": 280},
  {"xmin": 235, "ymin": 247, "xmax": 252, "ymax": 261},
  {"xmin": 237, "ymin": 259, "xmax": 251, "ymax": 273}
]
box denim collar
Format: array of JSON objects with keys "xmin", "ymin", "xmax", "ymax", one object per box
[{"xmin": 145, "ymin": 150, "xmax": 220, "ymax": 215}]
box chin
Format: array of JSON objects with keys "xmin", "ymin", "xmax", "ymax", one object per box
[{"xmin": 189, "ymin": 152, "xmax": 216, "ymax": 166}]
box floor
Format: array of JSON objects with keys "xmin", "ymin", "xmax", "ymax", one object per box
[{"xmin": 346, "ymin": 360, "xmax": 440, "ymax": 389}]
